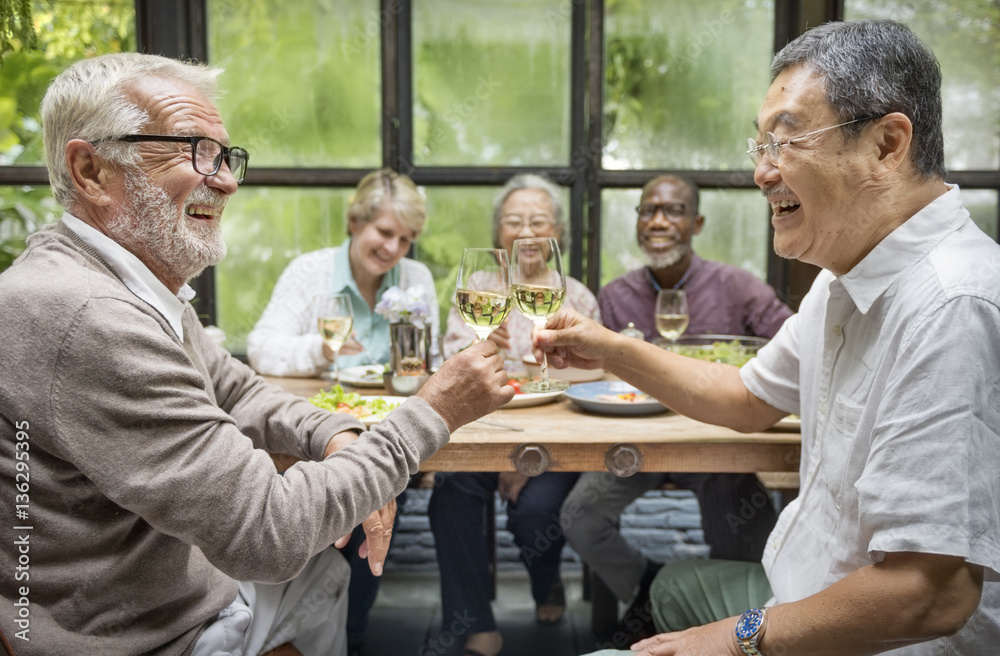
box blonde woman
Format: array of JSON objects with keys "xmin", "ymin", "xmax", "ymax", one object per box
[
  {"xmin": 248, "ymin": 168, "xmax": 440, "ymax": 376},
  {"xmin": 246, "ymin": 168, "xmax": 437, "ymax": 654}
]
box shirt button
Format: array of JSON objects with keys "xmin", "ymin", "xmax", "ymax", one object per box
[
  {"xmin": 820, "ymin": 402, "xmax": 828, "ymax": 414},
  {"xmin": 832, "ymin": 324, "xmax": 842, "ymax": 336}
]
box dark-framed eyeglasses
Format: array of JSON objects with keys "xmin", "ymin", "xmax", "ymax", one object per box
[
  {"xmin": 91, "ymin": 134, "xmax": 249, "ymax": 183},
  {"xmin": 746, "ymin": 115, "xmax": 883, "ymax": 166},
  {"xmin": 636, "ymin": 202, "xmax": 689, "ymax": 224}
]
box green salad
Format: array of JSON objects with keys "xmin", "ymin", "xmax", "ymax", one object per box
[
  {"xmin": 309, "ymin": 385, "xmax": 399, "ymax": 420},
  {"xmin": 671, "ymin": 339, "xmax": 758, "ymax": 367}
]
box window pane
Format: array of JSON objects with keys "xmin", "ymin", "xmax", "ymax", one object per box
[
  {"xmin": 207, "ymin": 0, "xmax": 381, "ymax": 168},
  {"xmin": 216, "ymin": 187, "xmax": 355, "ymax": 349},
  {"xmin": 1, "ymin": 1, "xmax": 135, "ymax": 167},
  {"xmin": 964, "ymin": 189, "xmax": 999, "ymax": 241},
  {"xmin": 603, "ymin": 0, "xmax": 775, "ymax": 170},
  {"xmin": 601, "ymin": 188, "xmax": 771, "ymax": 287},
  {"xmin": 416, "ymin": 186, "xmax": 497, "ymax": 328},
  {"xmin": 0, "ymin": 185, "xmax": 62, "ymax": 269},
  {"xmin": 412, "ymin": 0, "xmax": 571, "ymax": 166},
  {"xmin": 844, "ymin": 1, "xmax": 1000, "ymax": 170}
]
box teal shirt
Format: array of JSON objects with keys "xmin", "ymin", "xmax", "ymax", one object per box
[{"xmin": 331, "ymin": 239, "xmax": 400, "ymax": 368}]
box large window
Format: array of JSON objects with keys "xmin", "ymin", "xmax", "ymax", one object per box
[
  {"xmin": 2, "ymin": 1, "xmax": 998, "ymax": 353},
  {"xmin": 602, "ymin": 1, "xmax": 775, "ymax": 171},
  {"xmin": 412, "ymin": 0, "xmax": 572, "ymax": 167}
]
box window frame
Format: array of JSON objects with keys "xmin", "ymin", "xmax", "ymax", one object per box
[{"xmin": 3, "ymin": 0, "xmax": 997, "ymax": 327}]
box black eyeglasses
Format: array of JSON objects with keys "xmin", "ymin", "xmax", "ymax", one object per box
[
  {"xmin": 635, "ymin": 202, "xmax": 690, "ymax": 224},
  {"xmin": 92, "ymin": 134, "xmax": 249, "ymax": 183}
]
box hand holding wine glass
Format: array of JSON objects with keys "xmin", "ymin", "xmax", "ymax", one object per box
[
  {"xmin": 455, "ymin": 248, "xmax": 512, "ymax": 343},
  {"xmin": 655, "ymin": 289, "xmax": 689, "ymax": 343},
  {"xmin": 511, "ymin": 237, "xmax": 568, "ymax": 393},
  {"xmin": 315, "ymin": 292, "xmax": 354, "ymax": 382}
]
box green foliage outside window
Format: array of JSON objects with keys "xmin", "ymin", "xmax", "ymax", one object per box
[
  {"xmin": 0, "ymin": 0, "xmax": 135, "ymax": 271},
  {"xmin": 2, "ymin": 0, "xmax": 997, "ymax": 350}
]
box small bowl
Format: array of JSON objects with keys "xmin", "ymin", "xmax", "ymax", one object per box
[
  {"xmin": 383, "ymin": 372, "xmax": 429, "ymax": 396},
  {"xmin": 521, "ymin": 354, "xmax": 604, "ymax": 383}
]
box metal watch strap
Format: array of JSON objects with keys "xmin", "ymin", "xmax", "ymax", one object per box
[
  {"xmin": 737, "ymin": 638, "xmax": 766, "ymax": 656},
  {"xmin": 735, "ymin": 608, "xmax": 767, "ymax": 656}
]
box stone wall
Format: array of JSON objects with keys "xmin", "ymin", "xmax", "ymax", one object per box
[{"xmin": 385, "ymin": 488, "xmax": 709, "ymax": 572}]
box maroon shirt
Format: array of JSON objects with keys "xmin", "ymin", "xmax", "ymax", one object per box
[{"xmin": 598, "ymin": 254, "xmax": 792, "ymax": 341}]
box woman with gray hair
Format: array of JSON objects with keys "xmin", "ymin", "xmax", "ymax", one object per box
[
  {"xmin": 431, "ymin": 173, "xmax": 600, "ymax": 656},
  {"xmin": 442, "ymin": 172, "xmax": 592, "ymax": 361}
]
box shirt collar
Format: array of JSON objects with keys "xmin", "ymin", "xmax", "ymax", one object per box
[
  {"xmin": 839, "ymin": 185, "xmax": 967, "ymax": 314},
  {"xmin": 60, "ymin": 212, "xmax": 194, "ymax": 340},
  {"xmin": 646, "ymin": 252, "xmax": 702, "ymax": 292},
  {"xmin": 331, "ymin": 238, "xmax": 401, "ymax": 301}
]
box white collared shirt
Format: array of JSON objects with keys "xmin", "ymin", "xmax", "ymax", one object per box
[
  {"xmin": 60, "ymin": 212, "xmax": 195, "ymax": 340},
  {"xmin": 741, "ymin": 186, "xmax": 1000, "ymax": 654}
]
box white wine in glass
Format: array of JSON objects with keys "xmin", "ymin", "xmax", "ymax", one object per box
[
  {"xmin": 511, "ymin": 237, "xmax": 568, "ymax": 393},
  {"xmin": 315, "ymin": 292, "xmax": 354, "ymax": 383},
  {"xmin": 655, "ymin": 289, "xmax": 689, "ymax": 342},
  {"xmin": 455, "ymin": 248, "xmax": 512, "ymax": 342}
]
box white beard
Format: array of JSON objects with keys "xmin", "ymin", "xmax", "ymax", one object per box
[
  {"xmin": 106, "ymin": 168, "xmax": 227, "ymax": 284},
  {"xmin": 643, "ymin": 242, "xmax": 690, "ymax": 270}
]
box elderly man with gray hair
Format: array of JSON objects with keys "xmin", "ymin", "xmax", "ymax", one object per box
[
  {"xmin": 0, "ymin": 52, "xmax": 513, "ymax": 656},
  {"xmin": 548, "ymin": 19, "xmax": 999, "ymax": 656}
]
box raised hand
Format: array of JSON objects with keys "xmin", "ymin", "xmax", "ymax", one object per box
[
  {"xmin": 532, "ymin": 308, "xmax": 618, "ymax": 371},
  {"xmin": 417, "ymin": 340, "xmax": 515, "ymax": 432}
]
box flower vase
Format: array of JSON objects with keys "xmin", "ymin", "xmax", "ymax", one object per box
[{"xmin": 385, "ymin": 322, "xmax": 430, "ymax": 395}]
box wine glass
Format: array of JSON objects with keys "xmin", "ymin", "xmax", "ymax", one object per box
[
  {"xmin": 315, "ymin": 292, "xmax": 354, "ymax": 383},
  {"xmin": 655, "ymin": 289, "xmax": 689, "ymax": 344},
  {"xmin": 511, "ymin": 237, "xmax": 568, "ymax": 393},
  {"xmin": 455, "ymin": 248, "xmax": 512, "ymax": 342}
]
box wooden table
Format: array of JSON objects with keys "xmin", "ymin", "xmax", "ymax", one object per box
[
  {"xmin": 267, "ymin": 375, "xmax": 800, "ymax": 633},
  {"xmin": 263, "ymin": 376, "xmax": 801, "ymax": 476}
]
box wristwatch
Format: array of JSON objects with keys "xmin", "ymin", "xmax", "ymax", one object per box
[{"xmin": 734, "ymin": 608, "xmax": 767, "ymax": 656}]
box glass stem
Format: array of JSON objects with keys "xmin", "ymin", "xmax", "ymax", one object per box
[{"xmin": 539, "ymin": 350, "xmax": 551, "ymax": 386}]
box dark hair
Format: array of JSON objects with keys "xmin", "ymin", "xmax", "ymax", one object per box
[
  {"xmin": 772, "ymin": 19, "xmax": 945, "ymax": 179},
  {"xmin": 641, "ymin": 174, "xmax": 700, "ymax": 215}
]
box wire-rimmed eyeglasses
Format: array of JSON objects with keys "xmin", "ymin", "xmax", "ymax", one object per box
[
  {"xmin": 91, "ymin": 134, "xmax": 249, "ymax": 184},
  {"xmin": 746, "ymin": 115, "xmax": 882, "ymax": 166}
]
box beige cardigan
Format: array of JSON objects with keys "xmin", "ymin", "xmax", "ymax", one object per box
[{"xmin": 0, "ymin": 223, "xmax": 449, "ymax": 655}]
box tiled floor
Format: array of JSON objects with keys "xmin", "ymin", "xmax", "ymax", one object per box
[{"xmin": 355, "ymin": 567, "xmax": 628, "ymax": 656}]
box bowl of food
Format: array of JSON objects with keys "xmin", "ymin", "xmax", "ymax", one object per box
[
  {"xmin": 521, "ymin": 354, "xmax": 604, "ymax": 383},
  {"xmin": 654, "ymin": 334, "xmax": 768, "ymax": 367}
]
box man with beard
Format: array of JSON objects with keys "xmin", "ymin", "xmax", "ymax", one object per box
[
  {"xmin": 0, "ymin": 53, "xmax": 513, "ymax": 656},
  {"xmin": 560, "ymin": 175, "xmax": 792, "ymax": 644}
]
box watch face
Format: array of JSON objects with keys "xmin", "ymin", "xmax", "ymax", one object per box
[{"xmin": 735, "ymin": 609, "xmax": 765, "ymax": 639}]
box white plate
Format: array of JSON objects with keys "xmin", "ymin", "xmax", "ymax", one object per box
[
  {"xmin": 521, "ymin": 354, "xmax": 605, "ymax": 383},
  {"xmin": 339, "ymin": 365, "xmax": 387, "ymax": 388},
  {"xmin": 503, "ymin": 390, "xmax": 565, "ymax": 408},
  {"xmin": 772, "ymin": 415, "xmax": 801, "ymax": 430},
  {"xmin": 333, "ymin": 395, "xmax": 407, "ymax": 426},
  {"xmin": 565, "ymin": 381, "xmax": 667, "ymax": 416}
]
